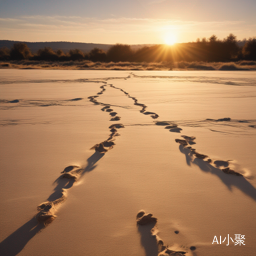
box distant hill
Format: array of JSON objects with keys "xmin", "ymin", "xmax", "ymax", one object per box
[{"xmin": 0, "ymin": 40, "xmax": 154, "ymax": 53}]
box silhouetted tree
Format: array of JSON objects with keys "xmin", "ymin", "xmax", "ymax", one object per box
[
  {"xmin": 201, "ymin": 38, "xmax": 207, "ymax": 43},
  {"xmin": 207, "ymin": 35, "xmax": 223, "ymax": 61},
  {"xmin": 89, "ymin": 48, "xmax": 107, "ymax": 61},
  {"xmin": 36, "ymin": 47, "xmax": 58, "ymax": 61},
  {"xmin": 68, "ymin": 49, "xmax": 84, "ymax": 61},
  {"xmin": 10, "ymin": 43, "xmax": 32, "ymax": 60},
  {"xmin": 107, "ymin": 44, "xmax": 133, "ymax": 62},
  {"xmin": 242, "ymin": 38, "xmax": 256, "ymax": 60},
  {"xmin": 56, "ymin": 49, "xmax": 65, "ymax": 57},
  {"xmin": 56, "ymin": 49, "xmax": 69, "ymax": 61},
  {"xmin": 223, "ymin": 33, "xmax": 239, "ymax": 60},
  {"xmin": 0, "ymin": 47, "xmax": 10, "ymax": 60},
  {"xmin": 209, "ymin": 35, "xmax": 218, "ymax": 43}
]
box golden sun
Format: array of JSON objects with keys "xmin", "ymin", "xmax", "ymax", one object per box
[{"xmin": 164, "ymin": 34, "xmax": 177, "ymax": 46}]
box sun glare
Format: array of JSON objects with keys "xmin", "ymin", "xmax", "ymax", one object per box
[{"xmin": 164, "ymin": 34, "xmax": 177, "ymax": 46}]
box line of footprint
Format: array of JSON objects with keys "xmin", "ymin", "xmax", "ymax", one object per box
[
  {"xmin": 137, "ymin": 210, "xmax": 196, "ymax": 256},
  {"xmin": 106, "ymin": 85, "xmax": 186, "ymax": 135},
  {"xmin": 175, "ymin": 135, "xmax": 243, "ymax": 176},
  {"xmin": 88, "ymin": 83, "xmax": 122, "ymax": 121},
  {"xmin": 88, "ymin": 83, "xmax": 126, "ymax": 153},
  {"xmin": 36, "ymin": 78, "xmax": 246, "ymax": 233},
  {"xmin": 109, "ymin": 84, "xmax": 159, "ymax": 119},
  {"xmin": 36, "ymin": 82, "xmax": 125, "ymax": 225}
]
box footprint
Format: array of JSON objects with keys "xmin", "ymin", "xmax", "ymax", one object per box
[
  {"xmin": 101, "ymin": 105, "xmax": 110, "ymax": 111},
  {"xmin": 8, "ymin": 99, "xmax": 19, "ymax": 103},
  {"xmin": 136, "ymin": 210, "xmax": 188, "ymax": 256},
  {"xmin": 136, "ymin": 210, "xmax": 157, "ymax": 225},
  {"xmin": 110, "ymin": 116, "xmax": 121, "ymax": 121},
  {"xmin": 144, "ymin": 111, "xmax": 155, "ymax": 115},
  {"xmin": 37, "ymin": 189, "xmax": 67, "ymax": 225},
  {"xmin": 91, "ymin": 143, "xmax": 109, "ymax": 153},
  {"xmin": 69, "ymin": 98, "xmax": 83, "ymax": 101},
  {"xmin": 88, "ymin": 96, "xmax": 100, "ymax": 105},
  {"xmin": 214, "ymin": 160, "xmax": 229, "ymax": 168},
  {"xmin": 61, "ymin": 165, "xmax": 82, "ymax": 180},
  {"xmin": 193, "ymin": 152, "xmax": 208, "ymax": 159},
  {"xmin": 134, "ymin": 102, "xmax": 145, "ymax": 107},
  {"xmin": 102, "ymin": 140, "xmax": 115, "ymax": 148},
  {"xmin": 222, "ymin": 167, "xmax": 242, "ymax": 176},
  {"xmin": 170, "ymin": 127, "xmax": 182, "ymax": 133},
  {"xmin": 151, "ymin": 113, "xmax": 159, "ymax": 119},
  {"xmin": 110, "ymin": 112, "xmax": 117, "ymax": 116},
  {"xmin": 109, "ymin": 123, "xmax": 125, "ymax": 129},
  {"xmin": 206, "ymin": 117, "xmax": 231, "ymax": 122},
  {"xmin": 216, "ymin": 117, "xmax": 231, "ymax": 122},
  {"xmin": 140, "ymin": 106, "xmax": 147, "ymax": 113},
  {"xmin": 155, "ymin": 121, "xmax": 170, "ymax": 126},
  {"xmin": 181, "ymin": 135, "xmax": 196, "ymax": 145},
  {"xmin": 175, "ymin": 139, "xmax": 188, "ymax": 147},
  {"xmin": 165, "ymin": 124, "xmax": 178, "ymax": 129}
]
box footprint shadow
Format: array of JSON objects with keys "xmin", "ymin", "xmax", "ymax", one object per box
[
  {"xmin": 179, "ymin": 145, "xmax": 256, "ymax": 202},
  {"xmin": 0, "ymin": 151, "xmax": 104, "ymax": 256},
  {"xmin": 47, "ymin": 151, "xmax": 103, "ymax": 205},
  {"xmin": 0, "ymin": 218, "xmax": 44, "ymax": 256},
  {"xmin": 179, "ymin": 145, "xmax": 193, "ymax": 166},
  {"xmin": 81, "ymin": 151, "xmax": 104, "ymax": 176},
  {"xmin": 47, "ymin": 177, "xmax": 75, "ymax": 202},
  {"xmin": 137, "ymin": 223, "xmax": 158, "ymax": 256}
]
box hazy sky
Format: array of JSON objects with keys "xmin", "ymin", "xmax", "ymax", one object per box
[{"xmin": 0, "ymin": 0, "xmax": 255, "ymax": 44}]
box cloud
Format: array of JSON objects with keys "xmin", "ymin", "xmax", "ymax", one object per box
[
  {"xmin": 2, "ymin": 15, "xmax": 243, "ymax": 29},
  {"xmin": 0, "ymin": 15, "xmax": 251, "ymax": 43}
]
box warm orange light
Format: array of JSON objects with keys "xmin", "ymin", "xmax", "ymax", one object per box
[{"xmin": 164, "ymin": 34, "xmax": 177, "ymax": 46}]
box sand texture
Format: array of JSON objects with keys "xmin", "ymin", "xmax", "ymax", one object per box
[{"xmin": 0, "ymin": 69, "xmax": 256, "ymax": 256}]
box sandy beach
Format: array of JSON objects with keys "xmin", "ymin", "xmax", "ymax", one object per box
[{"xmin": 0, "ymin": 69, "xmax": 256, "ymax": 256}]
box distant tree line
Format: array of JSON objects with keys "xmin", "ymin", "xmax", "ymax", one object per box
[{"xmin": 0, "ymin": 34, "xmax": 256, "ymax": 62}]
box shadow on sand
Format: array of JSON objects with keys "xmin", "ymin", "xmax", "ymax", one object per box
[
  {"xmin": 48, "ymin": 151, "xmax": 104, "ymax": 202},
  {"xmin": 0, "ymin": 218, "xmax": 44, "ymax": 256},
  {"xmin": 179, "ymin": 145, "xmax": 256, "ymax": 202},
  {"xmin": 0, "ymin": 152, "xmax": 104, "ymax": 256},
  {"xmin": 137, "ymin": 222, "xmax": 158, "ymax": 256}
]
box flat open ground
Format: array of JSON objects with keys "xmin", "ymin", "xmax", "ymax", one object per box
[{"xmin": 0, "ymin": 70, "xmax": 256, "ymax": 256}]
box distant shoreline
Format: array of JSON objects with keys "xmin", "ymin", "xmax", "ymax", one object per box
[{"xmin": 1, "ymin": 60, "xmax": 256, "ymax": 71}]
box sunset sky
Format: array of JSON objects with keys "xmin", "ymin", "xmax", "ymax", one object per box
[{"xmin": 0, "ymin": 0, "xmax": 255, "ymax": 44}]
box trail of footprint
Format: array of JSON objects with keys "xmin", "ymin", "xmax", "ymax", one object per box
[
  {"xmin": 175, "ymin": 135, "xmax": 243, "ymax": 176},
  {"xmin": 87, "ymin": 82, "xmax": 126, "ymax": 153},
  {"xmin": 156, "ymin": 121, "xmax": 183, "ymax": 133},
  {"xmin": 36, "ymin": 166, "xmax": 85, "ymax": 225},
  {"xmin": 108, "ymin": 84, "xmax": 159, "ymax": 119},
  {"xmin": 93, "ymin": 83, "xmax": 186, "ymax": 138},
  {"xmin": 137, "ymin": 210, "xmax": 195, "ymax": 256},
  {"xmin": 36, "ymin": 151, "xmax": 104, "ymax": 225},
  {"xmin": 90, "ymin": 123, "xmax": 124, "ymax": 153},
  {"xmin": 97, "ymin": 81, "xmax": 245, "ymax": 178},
  {"xmin": 36, "ymin": 82, "xmax": 125, "ymax": 225},
  {"xmin": 88, "ymin": 83, "xmax": 122, "ymax": 122},
  {"xmin": 37, "ymin": 188, "xmax": 67, "ymax": 225}
]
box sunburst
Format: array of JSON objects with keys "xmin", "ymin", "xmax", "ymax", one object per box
[{"xmin": 164, "ymin": 34, "xmax": 177, "ymax": 46}]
